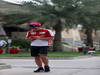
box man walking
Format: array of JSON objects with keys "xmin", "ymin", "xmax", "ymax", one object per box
[{"xmin": 26, "ymin": 22, "xmax": 54, "ymax": 72}]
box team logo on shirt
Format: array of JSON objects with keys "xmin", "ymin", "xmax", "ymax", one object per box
[
  {"xmin": 39, "ymin": 32, "xmax": 45, "ymax": 34},
  {"xmin": 31, "ymin": 32, "xmax": 36, "ymax": 35}
]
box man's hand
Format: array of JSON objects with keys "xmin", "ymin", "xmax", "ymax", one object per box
[
  {"xmin": 33, "ymin": 36, "xmax": 41, "ymax": 40},
  {"xmin": 30, "ymin": 36, "xmax": 43, "ymax": 40},
  {"xmin": 29, "ymin": 36, "xmax": 53, "ymax": 40}
]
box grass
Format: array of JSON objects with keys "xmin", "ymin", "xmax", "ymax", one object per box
[
  {"xmin": 0, "ymin": 51, "xmax": 100, "ymax": 58},
  {"xmin": 0, "ymin": 52, "xmax": 30, "ymax": 57},
  {"xmin": 0, "ymin": 51, "xmax": 85, "ymax": 58},
  {"xmin": 48, "ymin": 51, "xmax": 84, "ymax": 57},
  {"xmin": 95, "ymin": 50, "xmax": 100, "ymax": 54}
]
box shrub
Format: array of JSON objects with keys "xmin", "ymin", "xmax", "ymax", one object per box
[
  {"xmin": 9, "ymin": 48, "xmax": 20, "ymax": 54},
  {"xmin": 11, "ymin": 38, "xmax": 30, "ymax": 52},
  {"xmin": 0, "ymin": 49, "xmax": 4, "ymax": 54}
]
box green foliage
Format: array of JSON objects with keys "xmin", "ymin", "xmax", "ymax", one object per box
[
  {"xmin": 3, "ymin": 13, "xmax": 33, "ymax": 25},
  {"xmin": 21, "ymin": 0, "xmax": 100, "ymax": 29},
  {"xmin": 22, "ymin": 0, "xmax": 81, "ymax": 27},
  {"xmin": 2, "ymin": 0, "xmax": 100, "ymax": 51},
  {"xmin": 21, "ymin": 0, "xmax": 100, "ymax": 50},
  {"xmin": 12, "ymin": 38, "xmax": 30, "ymax": 49},
  {"xmin": 2, "ymin": 0, "xmax": 100, "ymax": 28},
  {"xmin": 9, "ymin": 46, "xmax": 20, "ymax": 49}
]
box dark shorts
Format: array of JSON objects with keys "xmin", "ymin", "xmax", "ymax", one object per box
[{"xmin": 30, "ymin": 46, "xmax": 49, "ymax": 57}]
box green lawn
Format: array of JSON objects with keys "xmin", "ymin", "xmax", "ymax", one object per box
[
  {"xmin": 48, "ymin": 51, "xmax": 84, "ymax": 57},
  {"xmin": 0, "ymin": 51, "xmax": 100, "ymax": 58},
  {"xmin": 0, "ymin": 51, "xmax": 84, "ymax": 58}
]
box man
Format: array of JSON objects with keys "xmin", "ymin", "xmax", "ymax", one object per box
[{"xmin": 26, "ymin": 22, "xmax": 54, "ymax": 72}]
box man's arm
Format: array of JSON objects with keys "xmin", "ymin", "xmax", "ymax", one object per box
[
  {"xmin": 39, "ymin": 29, "xmax": 54, "ymax": 40},
  {"xmin": 25, "ymin": 31, "xmax": 36, "ymax": 40},
  {"xmin": 39, "ymin": 36, "xmax": 54, "ymax": 40}
]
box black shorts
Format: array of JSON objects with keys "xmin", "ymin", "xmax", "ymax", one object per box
[{"xmin": 30, "ymin": 46, "xmax": 49, "ymax": 57}]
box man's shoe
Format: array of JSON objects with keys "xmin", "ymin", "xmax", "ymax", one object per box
[
  {"xmin": 44, "ymin": 66, "xmax": 50, "ymax": 72},
  {"xmin": 34, "ymin": 67, "xmax": 44, "ymax": 72}
]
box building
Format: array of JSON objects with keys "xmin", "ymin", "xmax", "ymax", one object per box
[
  {"xmin": 0, "ymin": 0, "xmax": 28, "ymax": 38},
  {"xmin": 0, "ymin": 0, "xmax": 24, "ymax": 14}
]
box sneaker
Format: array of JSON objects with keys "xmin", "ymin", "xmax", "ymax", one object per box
[
  {"xmin": 44, "ymin": 66, "xmax": 50, "ymax": 72},
  {"xmin": 34, "ymin": 67, "xmax": 44, "ymax": 72}
]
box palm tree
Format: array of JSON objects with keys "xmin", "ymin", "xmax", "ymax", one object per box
[
  {"xmin": 77, "ymin": 0, "xmax": 100, "ymax": 47},
  {"xmin": 21, "ymin": 0, "xmax": 83, "ymax": 51},
  {"xmin": 3, "ymin": 0, "xmax": 100, "ymax": 51},
  {"xmin": 2, "ymin": 13, "xmax": 33, "ymax": 25}
]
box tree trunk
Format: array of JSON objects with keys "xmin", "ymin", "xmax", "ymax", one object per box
[
  {"xmin": 53, "ymin": 20, "xmax": 63, "ymax": 51},
  {"xmin": 85, "ymin": 28, "xmax": 93, "ymax": 47}
]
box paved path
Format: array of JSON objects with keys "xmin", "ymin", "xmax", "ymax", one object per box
[{"xmin": 0, "ymin": 56, "xmax": 100, "ymax": 75}]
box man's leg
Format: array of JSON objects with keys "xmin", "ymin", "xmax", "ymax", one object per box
[
  {"xmin": 35, "ymin": 56, "xmax": 43, "ymax": 67},
  {"xmin": 38, "ymin": 46, "xmax": 50, "ymax": 72},
  {"xmin": 30, "ymin": 46, "xmax": 44, "ymax": 72},
  {"xmin": 41, "ymin": 56, "xmax": 48, "ymax": 66},
  {"xmin": 41, "ymin": 56, "xmax": 50, "ymax": 72},
  {"xmin": 34, "ymin": 56, "xmax": 44, "ymax": 72}
]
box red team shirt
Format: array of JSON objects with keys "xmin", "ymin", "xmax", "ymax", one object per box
[{"xmin": 26, "ymin": 28, "xmax": 54, "ymax": 46}]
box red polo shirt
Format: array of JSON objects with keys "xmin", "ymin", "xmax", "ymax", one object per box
[{"xmin": 26, "ymin": 28, "xmax": 54, "ymax": 46}]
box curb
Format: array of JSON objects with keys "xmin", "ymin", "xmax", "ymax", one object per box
[{"xmin": 0, "ymin": 55, "xmax": 96, "ymax": 60}]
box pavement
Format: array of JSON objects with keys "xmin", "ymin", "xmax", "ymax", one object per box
[
  {"xmin": 0, "ymin": 55, "xmax": 95, "ymax": 70},
  {"xmin": 0, "ymin": 56, "xmax": 100, "ymax": 75}
]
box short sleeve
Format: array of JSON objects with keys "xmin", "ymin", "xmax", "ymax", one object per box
[{"xmin": 45, "ymin": 30, "xmax": 55, "ymax": 37}]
